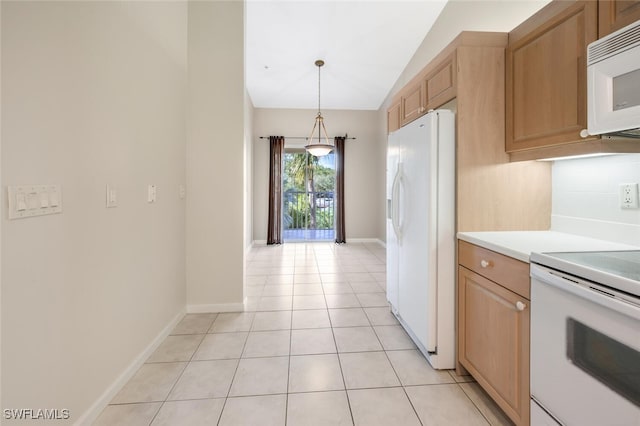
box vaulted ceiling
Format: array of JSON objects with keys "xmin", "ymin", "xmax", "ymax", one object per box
[{"xmin": 245, "ymin": 0, "xmax": 448, "ymax": 110}]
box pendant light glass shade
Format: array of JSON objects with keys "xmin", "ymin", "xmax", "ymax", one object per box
[{"xmin": 305, "ymin": 60, "xmax": 333, "ymax": 157}]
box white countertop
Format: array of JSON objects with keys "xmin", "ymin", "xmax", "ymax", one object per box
[{"xmin": 457, "ymin": 231, "xmax": 639, "ymax": 263}]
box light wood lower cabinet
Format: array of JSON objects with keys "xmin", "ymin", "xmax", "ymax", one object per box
[{"xmin": 458, "ymin": 241, "xmax": 530, "ymax": 426}]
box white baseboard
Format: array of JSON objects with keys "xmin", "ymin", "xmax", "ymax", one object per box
[
  {"xmin": 187, "ymin": 302, "xmax": 244, "ymax": 313},
  {"xmin": 346, "ymin": 238, "xmax": 385, "ymax": 246},
  {"xmin": 75, "ymin": 308, "xmax": 186, "ymax": 426},
  {"xmin": 250, "ymin": 238, "xmax": 386, "ymax": 247}
]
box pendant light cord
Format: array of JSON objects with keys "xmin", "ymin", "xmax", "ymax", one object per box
[
  {"xmin": 318, "ymin": 63, "xmax": 321, "ymax": 115},
  {"xmin": 317, "ymin": 62, "xmax": 321, "ymax": 142}
]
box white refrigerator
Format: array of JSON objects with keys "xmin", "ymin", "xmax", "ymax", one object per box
[{"xmin": 386, "ymin": 109, "xmax": 455, "ymax": 369}]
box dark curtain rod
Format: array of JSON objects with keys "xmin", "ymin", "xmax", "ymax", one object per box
[{"xmin": 259, "ymin": 136, "xmax": 356, "ymax": 140}]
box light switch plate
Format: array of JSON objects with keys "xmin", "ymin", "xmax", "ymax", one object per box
[
  {"xmin": 106, "ymin": 185, "xmax": 118, "ymax": 208},
  {"xmin": 147, "ymin": 184, "xmax": 156, "ymax": 203},
  {"xmin": 8, "ymin": 185, "xmax": 63, "ymax": 219}
]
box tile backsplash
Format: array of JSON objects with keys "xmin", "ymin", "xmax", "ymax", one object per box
[{"xmin": 551, "ymin": 153, "xmax": 640, "ymax": 246}]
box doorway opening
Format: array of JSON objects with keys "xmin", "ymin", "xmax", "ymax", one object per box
[{"xmin": 282, "ymin": 148, "xmax": 336, "ymax": 241}]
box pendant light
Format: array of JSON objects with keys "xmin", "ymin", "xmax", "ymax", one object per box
[{"xmin": 305, "ymin": 60, "xmax": 333, "ymax": 157}]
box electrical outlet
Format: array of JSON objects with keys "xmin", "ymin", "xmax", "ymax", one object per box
[{"xmin": 619, "ymin": 183, "xmax": 639, "ymax": 209}]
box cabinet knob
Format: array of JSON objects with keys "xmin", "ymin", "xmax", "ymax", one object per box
[
  {"xmin": 480, "ymin": 260, "xmax": 491, "ymax": 268},
  {"xmin": 515, "ymin": 301, "xmax": 526, "ymax": 311},
  {"xmin": 580, "ymin": 129, "xmax": 590, "ymax": 138}
]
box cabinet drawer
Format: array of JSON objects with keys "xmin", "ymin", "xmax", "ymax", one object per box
[{"xmin": 458, "ymin": 240, "xmax": 530, "ymax": 299}]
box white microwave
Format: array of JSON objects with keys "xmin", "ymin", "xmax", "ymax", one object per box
[{"xmin": 587, "ymin": 19, "xmax": 640, "ymax": 138}]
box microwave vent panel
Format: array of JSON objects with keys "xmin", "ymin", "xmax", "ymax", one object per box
[{"xmin": 588, "ymin": 20, "xmax": 640, "ymax": 66}]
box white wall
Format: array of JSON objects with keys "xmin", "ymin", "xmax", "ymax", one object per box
[
  {"xmin": 252, "ymin": 108, "xmax": 384, "ymax": 242},
  {"xmin": 552, "ymin": 154, "xmax": 640, "ymax": 245},
  {"xmin": 186, "ymin": 1, "xmax": 245, "ymax": 312},
  {"xmin": 1, "ymin": 1, "xmax": 187, "ymax": 423},
  {"xmin": 0, "ymin": 1, "xmax": 4, "ymax": 412},
  {"xmin": 244, "ymin": 91, "xmax": 254, "ymax": 302},
  {"xmin": 245, "ymin": 91, "xmax": 255, "ymax": 251}
]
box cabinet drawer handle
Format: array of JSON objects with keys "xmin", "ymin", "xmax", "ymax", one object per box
[
  {"xmin": 480, "ymin": 260, "xmax": 491, "ymax": 268},
  {"xmin": 515, "ymin": 301, "xmax": 526, "ymax": 311}
]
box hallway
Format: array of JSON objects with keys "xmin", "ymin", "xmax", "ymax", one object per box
[{"xmin": 94, "ymin": 243, "xmax": 511, "ymax": 425}]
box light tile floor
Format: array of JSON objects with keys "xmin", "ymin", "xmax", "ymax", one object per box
[{"xmin": 94, "ymin": 242, "xmax": 513, "ymax": 426}]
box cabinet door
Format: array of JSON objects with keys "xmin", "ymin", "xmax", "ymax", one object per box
[
  {"xmin": 388, "ymin": 101, "xmax": 401, "ymax": 134},
  {"xmin": 599, "ymin": 0, "xmax": 640, "ymax": 37},
  {"xmin": 425, "ymin": 53, "xmax": 457, "ymax": 109},
  {"xmin": 506, "ymin": 0, "xmax": 598, "ymax": 152},
  {"xmin": 400, "ymin": 80, "xmax": 425, "ymax": 126},
  {"xmin": 458, "ymin": 266, "xmax": 530, "ymax": 425}
]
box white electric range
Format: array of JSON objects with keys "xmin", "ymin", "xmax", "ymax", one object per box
[{"xmin": 529, "ymin": 250, "xmax": 640, "ymax": 426}]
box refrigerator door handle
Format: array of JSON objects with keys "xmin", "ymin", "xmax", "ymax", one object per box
[
  {"xmin": 391, "ymin": 168, "xmax": 398, "ymax": 232},
  {"xmin": 391, "ymin": 165, "xmax": 402, "ymax": 241}
]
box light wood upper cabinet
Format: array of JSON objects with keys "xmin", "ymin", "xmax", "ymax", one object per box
[
  {"xmin": 400, "ymin": 80, "xmax": 426, "ymax": 126},
  {"xmin": 599, "ymin": 0, "xmax": 640, "ymax": 37},
  {"xmin": 396, "ymin": 51, "xmax": 458, "ymax": 128},
  {"xmin": 506, "ymin": 0, "xmax": 640, "ymax": 160},
  {"xmin": 387, "ymin": 31, "xmax": 551, "ymax": 231},
  {"xmin": 506, "ymin": 0, "xmax": 598, "ymax": 154},
  {"xmin": 425, "ymin": 53, "xmax": 457, "ymax": 110},
  {"xmin": 458, "ymin": 241, "xmax": 530, "ymax": 426},
  {"xmin": 387, "ymin": 101, "xmax": 401, "ymax": 134}
]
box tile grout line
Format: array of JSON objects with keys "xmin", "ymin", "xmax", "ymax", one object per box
[
  {"xmin": 146, "ymin": 315, "xmax": 215, "ymax": 425},
  {"xmin": 399, "ymin": 381, "xmax": 425, "ymax": 426},
  {"xmin": 372, "ymin": 300, "xmax": 428, "ymax": 425},
  {"xmin": 284, "ymin": 252, "xmax": 296, "ymax": 426},
  {"xmin": 274, "ymin": 243, "xmax": 387, "ymax": 425},
  {"xmin": 368, "ymin": 294, "xmax": 426, "ymax": 426},
  {"xmin": 216, "ymin": 312, "xmax": 256, "ymax": 425},
  {"xmin": 324, "ymin": 258, "xmax": 357, "ymax": 426},
  {"xmin": 458, "ymin": 382, "xmax": 501, "ymax": 426}
]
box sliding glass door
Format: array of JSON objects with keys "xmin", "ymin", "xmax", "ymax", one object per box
[{"xmin": 282, "ymin": 148, "xmax": 336, "ymax": 241}]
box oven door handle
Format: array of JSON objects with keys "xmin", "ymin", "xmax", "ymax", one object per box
[{"xmin": 531, "ymin": 265, "xmax": 640, "ymax": 320}]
